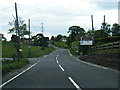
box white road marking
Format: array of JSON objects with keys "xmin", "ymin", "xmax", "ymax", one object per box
[
  {"xmin": 0, "ymin": 61, "xmax": 39, "ymax": 88},
  {"xmin": 68, "ymin": 77, "xmax": 82, "ymax": 90},
  {"xmin": 56, "ymin": 57, "xmax": 58, "ymax": 60},
  {"xmin": 80, "ymin": 59, "xmax": 108, "ymax": 69},
  {"xmin": 72, "ymin": 56, "xmax": 109, "ymax": 70},
  {"xmin": 56, "ymin": 60, "xmax": 59, "ymax": 64},
  {"xmin": 58, "ymin": 64, "xmax": 65, "ymax": 71},
  {"xmin": 73, "ymin": 54, "xmax": 120, "ymax": 73},
  {"xmin": 68, "ymin": 50, "xmax": 72, "ymax": 56},
  {"xmin": 101, "ymin": 66, "xmax": 108, "ymax": 70},
  {"xmin": 44, "ymin": 55, "xmax": 48, "ymax": 57}
]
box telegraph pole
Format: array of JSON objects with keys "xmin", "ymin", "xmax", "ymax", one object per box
[
  {"xmin": 28, "ymin": 19, "xmax": 31, "ymax": 56},
  {"xmin": 15, "ymin": 3, "xmax": 22, "ymax": 61},
  {"xmin": 103, "ymin": 15, "xmax": 106, "ymax": 30},
  {"xmin": 91, "ymin": 15, "xmax": 95, "ymax": 45},
  {"xmin": 41, "ymin": 23, "xmax": 43, "ymax": 34},
  {"xmin": 103, "ymin": 15, "xmax": 106, "ymax": 38},
  {"xmin": 104, "ymin": 15, "xmax": 105, "ymax": 24}
]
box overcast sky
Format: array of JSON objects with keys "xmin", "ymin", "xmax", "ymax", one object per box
[{"xmin": 0, "ymin": 0, "xmax": 119, "ymax": 41}]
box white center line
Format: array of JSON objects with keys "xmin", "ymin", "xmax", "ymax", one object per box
[
  {"xmin": 68, "ymin": 77, "xmax": 82, "ymax": 90},
  {"xmin": 0, "ymin": 61, "xmax": 39, "ymax": 88},
  {"xmin": 58, "ymin": 64, "xmax": 65, "ymax": 71},
  {"xmin": 56, "ymin": 60, "xmax": 59, "ymax": 64},
  {"xmin": 56, "ymin": 57, "xmax": 58, "ymax": 60}
]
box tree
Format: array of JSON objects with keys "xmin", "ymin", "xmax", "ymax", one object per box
[
  {"xmin": 55, "ymin": 34, "xmax": 62, "ymax": 42},
  {"xmin": 101, "ymin": 22, "xmax": 111, "ymax": 37},
  {"xmin": 32, "ymin": 33, "xmax": 49, "ymax": 50},
  {"xmin": 0, "ymin": 34, "xmax": 6, "ymax": 41},
  {"xmin": 111, "ymin": 23, "xmax": 120, "ymax": 36},
  {"xmin": 8, "ymin": 17, "xmax": 30, "ymax": 38},
  {"xmin": 94, "ymin": 30, "xmax": 108, "ymax": 39},
  {"xmin": 11, "ymin": 35, "xmax": 18, "ymax": 42},
  {"xmin": 50, "ymin": 36, "xmax": 55, "ymax": 43},
  {"xmin": 86, "ymin": 29, "xmax": 93, "ymax": 37},
  {"xmin": 67, "ymin": 26, "xmax": 85, "ymax": 44}
]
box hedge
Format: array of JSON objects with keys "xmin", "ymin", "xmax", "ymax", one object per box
[{"xmin": 95, "ymin": 36, "xmax": 120, "ymax": 45}]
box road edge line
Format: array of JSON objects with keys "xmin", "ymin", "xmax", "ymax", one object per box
[
  {"xmin": 69, "ymin": 50, "xmax": 120, "ymax": 73},
  {"xmin": 0, "ymin": 61, "xmax": 39, "ymax": 88}
]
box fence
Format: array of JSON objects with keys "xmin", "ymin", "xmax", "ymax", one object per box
[{"xmin": 91, "ymin": 41, "xmax": 120, "ymax": 51}]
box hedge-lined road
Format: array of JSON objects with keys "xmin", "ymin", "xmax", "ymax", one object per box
[{"xmin": 1, "ymin": 49, "xmax": 119, "ymax": 89}]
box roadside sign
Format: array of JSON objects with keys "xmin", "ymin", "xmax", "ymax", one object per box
[
  {"xmin": 80, "ymin": 36, "xmax": 93, "ymax": 45},
  {"xmin": 74, "ymin": 45, "xmax": 78, "ymax": 47}
]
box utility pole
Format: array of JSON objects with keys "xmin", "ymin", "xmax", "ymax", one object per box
[
  {"xmin": 12, "ymin": 14, "xmax": 17, "ymax": 36},
  {"xmin": 41, "ymin": 22, "xmax": 43, "ymax": 34},
  {"xmin": 104, "ymin": 15, "xmax": 105, "ymax": 24},
  {"xmin": 15, "ymin": 3, "xmax": 22, "ymax": 61},
  {"xmin": 28, "ymin": 19, "xmax": 31, "ymax": 56},
  {"xmin": 103, "ymin": 15, "xmax": 106, "ymax": 38},
  {"xmin": 91, "ymin": 15, "xmax": 95, "ymax": 45}
]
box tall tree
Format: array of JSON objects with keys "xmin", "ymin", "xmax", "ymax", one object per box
[
  {"xmin": 56, "ymin": 34, "xmax": 62, "ymax": 42},
  {"xmin": 101, "ymin": 23, "xmax": 111, "ymax": 37},
  {"xmin": 68, "ymin": 26, "xmax": 85, "ymax": 42},
  {"xmin": 50, "ymin": 36, "xmax": 55, "ymax": 43},
  {"xmin": 86, "ymin": 29, "xmax": 93, "ymax": 37},
  {"xmin": 67, "ymin": 26, "xmax": 85, "ymax": 47},
  {"xmin": 8, "ymin": 17, "xmax": 30, "ymax": 38},
  {"xmin": 32, "ymin": 33, "xmax": 49, "ymax": 50},
  {"xmin": 111, "ymin": 23, "xmax": 120, "ymax": 36},
  {"xmin": 94, "ymin": 30, "xmax": 108, "ymax": 39}
]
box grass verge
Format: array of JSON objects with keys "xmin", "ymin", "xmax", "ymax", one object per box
[
  {"xmin": 2, "ymin": 59, "xmax": 29, "ymax": 75},
  {"xmin": 53, "ymin": 41, "xmax": 68, "ymax": 48},
  {"xmin": 22, "ymin": 46, "xmax": 56, "ymax": 58},
  {"xmin": 2, "ymin": 42, "xmax": 56, "ymax": 58}
]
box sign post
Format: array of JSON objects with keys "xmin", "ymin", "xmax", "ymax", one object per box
[{"xmin": 80, "ymin": 36, "xmax": 93, "ymax": 55}]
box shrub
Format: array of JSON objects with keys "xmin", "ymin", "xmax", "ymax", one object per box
[
  {"xmin": 70, "ymin": 41, "xmax": 80, "ymax": 55},
  {"xmin": 95, "ymin": 36, "xmax": 120, "ymax": 45},
  {"xmin": 2, "ymin": 59, "xmax": 29, "ymax": 75},
  {"xmin": 54, "ymin": 41, "xmax": 68, "ymax": 48}
]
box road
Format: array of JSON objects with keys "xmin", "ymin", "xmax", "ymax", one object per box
[{"xmin": 1, "ymin": 48, "xmax": 120, "ymax": 90}]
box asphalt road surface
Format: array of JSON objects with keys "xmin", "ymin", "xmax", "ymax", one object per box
[{"xmin": 1, "ymin": 49, "xmax": 120, "ymax": 90}]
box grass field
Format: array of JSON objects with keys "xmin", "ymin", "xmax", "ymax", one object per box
[
  {"xmin": 2, "ymin": 41, "xmax": 56, "ymax": 75},
  {"xmin": 53, "ymin": 41, "xmax": 68, "ymax": 48},
  {"xmin": 2, "ymin": 42, "xmax": 56, "ymax": 58}
]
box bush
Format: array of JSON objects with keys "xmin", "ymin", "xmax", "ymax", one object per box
[
  {"xmin": 70, "ymin": 41, "xmax": 80, "ymax": 55},
  {"xmin": 2, "ymin": 41, "xmax": 56, "ymax": 58},
  {"xmin": 54, "ymin": 41, "xmax": 68, "ymax": 48},
  {"xmin": 95, "ymin": 36, "xmax": 120, "ymax": 45},
  {"xmin": 2, "ymin": 59, "xmax": 29, "ymax": 75}
]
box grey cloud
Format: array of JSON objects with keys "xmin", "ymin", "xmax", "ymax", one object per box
[{"xmin": 94, "ymin": 2, "xmax": 118, "ymax": 10}]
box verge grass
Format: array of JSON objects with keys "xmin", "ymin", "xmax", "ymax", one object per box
[
  {"xmin": 2, "ymin": 42, "xmax": 55, "ymax": 58},
  {"xmin": 2, "ymin": 59, "xmax": 29, "ymax": 75},
  {"xmin": 54, "ymin": 41, "xmax": 68, "ymax": 48}
]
